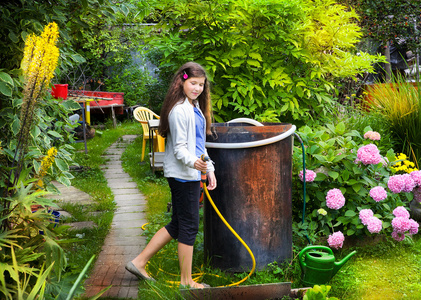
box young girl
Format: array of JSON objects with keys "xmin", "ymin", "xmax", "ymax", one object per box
[{"xmin": 126, "ymin": 62, "xmax": 217, "ymax": 289}]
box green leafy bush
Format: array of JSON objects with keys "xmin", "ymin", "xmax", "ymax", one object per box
[
  {"xmin": 104, "ymin": 64, "xmax": 157, "ymax": 107},
  {"xmin": 145, "ymin": 0, "xmax": 384, "ymax": 122}
]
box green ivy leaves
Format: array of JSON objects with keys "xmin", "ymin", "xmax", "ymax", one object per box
[{"xmin": 0, "ymin": 71, "xmax": 14, "ymax": 97}]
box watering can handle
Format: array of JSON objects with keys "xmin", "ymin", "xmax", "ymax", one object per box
[{"xmin": 299, "ymin": 245, "xmax": 334, "ymax": 268}]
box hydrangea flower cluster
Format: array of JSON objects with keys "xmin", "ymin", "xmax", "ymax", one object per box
[
  {"xmin": 327, "ymin": 231, "xmax": 345, "ymax": 249},
  {"xmin": 356, "ymin": 144, "xmax": 382, "ymax": 165},
  {"xmin": 299, "ymin": 169, "xmax": 316, "ymax": 182},
  {"xmin": 369, "ymin": 186, "xmax": 387, "ymax": 202},
  {"xmin": 366, "ymin": 216, "xmax": 382, "ymax": 233},
  {"xmin": 391, "ymin": 206, "xmax": 419, "ymax": 241},
  {"xmin": 387, "ymin": 174, "xmax": 405, "ymax": 193},
  {"xmin": 393, "ymin": 206, "xmax": 410, "ymax": 218},
  {"xmin": 359, "ymin": 209, "xmax": 383, "ymax": 233},
  {"xmin": 387, "ymin": 174, "xmax": 416, "ymax": 193},
  {"xmin": 359, "ymin": 209, "xmax": 374, "ymax": 225},
  {"xmin": 317, "ymin": 208, "xmax": 327, "ymax": 216},
  {"xmin": 363, "ymin": 130, "xmax": 381, "ymax": 141},
  {"xmin": 326, "ymin": 188, "xmax": 345, "ymax": 210},
  {"xmin": 410, "ymin": 170, "xmax": 421, "ymax": 186}
]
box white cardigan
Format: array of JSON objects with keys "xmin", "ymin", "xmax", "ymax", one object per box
[{"xmin": 163, "ymin": 98, "xmax": 214, "ymax": 180}]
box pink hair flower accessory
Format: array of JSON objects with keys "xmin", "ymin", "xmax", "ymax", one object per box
[{"xmin": 183, "ymin": 71, "xmax": 188, "ymax": 79}]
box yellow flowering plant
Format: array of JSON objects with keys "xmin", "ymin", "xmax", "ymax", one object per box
[
  {"xmin": 4, "ymin": 22, "xmax": 78, "ymax": 191},
  {"xmin": 18, "ymin": 22, "xmax": 60, "ymax": 152},
  {"xmin": 391, "ymin": 153, "xmax": 419, "ymax": 174},
  {"xmin": 0, "ymin": 22, "xmax": 79, "ymax": 294}
]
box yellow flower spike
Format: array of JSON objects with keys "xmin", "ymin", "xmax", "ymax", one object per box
[
  {"xmin": 39, "ymin": 147, "xmax": 58, "ymax": 178},
  {"xmin": 19, "ymin": 22, "xmax": 60, "ymax": 153}
]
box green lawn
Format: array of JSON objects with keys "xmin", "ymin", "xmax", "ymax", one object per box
[{"xmin": 330, "ymin": 237, "xmax": 421, "ymax": 299}]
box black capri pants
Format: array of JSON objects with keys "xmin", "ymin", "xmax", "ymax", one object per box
[{"xmin": 165, "ymin": 177, "xmax": 201, "ymax": 246}]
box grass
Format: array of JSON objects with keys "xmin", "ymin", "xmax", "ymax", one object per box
[
  {"xmin": 366, "ymin": 77, "xmax": 421, "ymax": 166},
  {"xmin": 60, "ymin": 120, "xmax": 421, "ymax": 299},
  {"xmin": 330, "ymin": 236, "xmax": 421, "ymax": 299}
]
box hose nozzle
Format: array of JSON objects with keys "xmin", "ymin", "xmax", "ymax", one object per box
[{"xmin": 200, "ymin": 154, "xmax": 209, "ymax": 182}]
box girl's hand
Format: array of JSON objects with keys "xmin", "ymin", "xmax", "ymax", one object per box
[
  {"xmin": 194, "ymin": 158, "xmax": 208, "ymax": 173},
  {"xmin": 206, "ymin": 171, "xmax": 217, "ymax": 190}
]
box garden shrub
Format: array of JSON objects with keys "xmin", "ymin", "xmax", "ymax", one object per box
[
  {"xmin": 104, "ymin": 62, "xmax": 157, "ymax": 107},
  {"xmin": 143, "ymin": 0, "xmax": 384, "ymax": 123},
  {"xmin": 293, "ymin": 120, "xmax": 419, "ymax": 247}
]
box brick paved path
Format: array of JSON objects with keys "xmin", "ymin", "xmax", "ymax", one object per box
[{"xmin": 84, "ymin": 135, "xmax": 147, "ymax": 299}]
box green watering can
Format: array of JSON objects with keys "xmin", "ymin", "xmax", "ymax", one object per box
[{"xmin": 299, "ymin": 245, "xmax": 357, "ymax": 287}]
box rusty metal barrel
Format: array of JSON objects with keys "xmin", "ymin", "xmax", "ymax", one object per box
[{"xmin": 204, "ymin": 120, "xmax": 295, "ymax": 272}]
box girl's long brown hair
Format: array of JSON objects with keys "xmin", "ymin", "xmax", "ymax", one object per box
[{"xmin": 158, "ymin": 62, "xmax": 212, "ymax": 137}]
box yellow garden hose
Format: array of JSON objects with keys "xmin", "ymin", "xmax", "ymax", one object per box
[{"xmin": 202, "ymin": 182, "xmax": 256, "ymax": 286}]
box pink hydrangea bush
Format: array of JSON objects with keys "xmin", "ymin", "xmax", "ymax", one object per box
[
  {"xmin": 299, "ymin": 169, "xmax": 316, "ymax": 182},
  {"xmin": 390, "ymin": 206, "xmax": 418, "ymax": 241},
  {"xmin": 293, "ymin": 125, "xmax": 420, "ymax": 247},
  {"xmin": 327, "ymin": 231, "xmax": 345, "ymax": 249},
  {"xmin": 326, "ymin": 188, "xmax": 345, "ymax": 210}
]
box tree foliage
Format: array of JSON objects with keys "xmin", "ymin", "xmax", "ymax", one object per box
[
  {"xmin": 144, "ymin": 0, "xmax": 384, "ymax": 122},
  {"xmin": 340, "ymin": 0, "xmax": 421, "ymax": 53}
]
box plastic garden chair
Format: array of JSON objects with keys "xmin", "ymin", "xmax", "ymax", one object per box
[{"xmin": 133, "ymin": 107, "xmax": 165, "ymax": 161}]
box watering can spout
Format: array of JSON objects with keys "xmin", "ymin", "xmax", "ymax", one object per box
[{"xmin": 332, "ymin": 250, "xmax": 357, "ymax": 276}]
